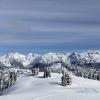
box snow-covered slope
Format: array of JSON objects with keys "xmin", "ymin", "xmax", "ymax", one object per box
[{"xmin": 1, "ymin": 72, "xmax": 100, "ymax": 100}]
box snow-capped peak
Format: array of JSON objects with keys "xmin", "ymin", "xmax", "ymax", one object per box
[
  {"xmin": 0, "ymin": 52, "xmax": 40, "ymax": 67},
  {"xmin": 39, "ymin": 52, "xmax": 68, "ymax": 64},
  {"xmin": 69, "ymin": 50, "xmax": 100, "ymax": 65}
]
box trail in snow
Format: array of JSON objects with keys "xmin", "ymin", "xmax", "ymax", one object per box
[{"xmin": 0, "ymin": 72, "xmax": 100, "ymax": 100}]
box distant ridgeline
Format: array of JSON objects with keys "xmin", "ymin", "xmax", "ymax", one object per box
[{"xmin": 0, "ymin": 50, "xmax": 100, "ymax": 69}]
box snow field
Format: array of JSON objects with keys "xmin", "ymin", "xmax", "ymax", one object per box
[{"xmin": 0, "ymin": 72, "xmax": 100, "ymax": 100}]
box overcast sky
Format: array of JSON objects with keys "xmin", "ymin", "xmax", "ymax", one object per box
[{"xmin": 0, "ymin": 0, "xmax": 100, "ymax": 55}]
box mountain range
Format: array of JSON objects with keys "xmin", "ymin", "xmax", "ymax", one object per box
[{"xmin": 0, "ymin": 50, "xmax": 100, "ymax": 68}]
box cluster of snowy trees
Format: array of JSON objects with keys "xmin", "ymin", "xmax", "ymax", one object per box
[
  {"xmin": 61, "ymin": 73, "xmax": 72, "ymax": 86},
  {"xmin": 68, "ymin": 65, "xmax": 100, "ymax": 81},
  {"xmin": 43, "ymin": 66, "xmax": 72, "ymax": 86},
  {"xmin": 31, "ymin": 68, "xmax": 39, "ymax": 76},
  {"xmin": 43, "ymin": 67, "xmax": 51, "ymax": 78},
  {"xmin": 0, "ymin": 69, "xmax": 18, "ymax": 94}
]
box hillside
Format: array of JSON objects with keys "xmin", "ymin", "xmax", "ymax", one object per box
[{"xmin": 0, "ymin": 72, "xmax": 100, "ymax": 100}]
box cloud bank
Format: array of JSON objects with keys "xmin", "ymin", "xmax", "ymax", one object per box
[{"xmin": 0, "ymin": 0, "xmax": 100, "ymax": 54}]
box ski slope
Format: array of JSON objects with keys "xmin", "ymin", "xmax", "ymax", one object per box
[{"xmin": 1, "ymin": 72, "xmax": 100, "ymax": 100}]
